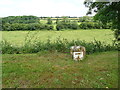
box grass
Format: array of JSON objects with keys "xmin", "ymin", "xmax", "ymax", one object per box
[
  {"xmin": 1, "ymin": 29, "xmax": 114, "ymax": 46},
  {"xmin": 1, "ymin": 29, "xmax": 118, "ymax": 88},
  {"xmin": 2, "ymin": 51, "xmax": 118, "ymax": 88}
]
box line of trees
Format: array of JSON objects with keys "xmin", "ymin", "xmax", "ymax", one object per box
[
  {"xmin": 56, "ymin": 16, "xmax": 111, "ymax": 30},
  {"xmin": 2, "ymin": 23, "xmax": 53, "ymax": 31},
  {"xmin": 2, "ymin": 16, "xmax": 54, "ymax": 31},
  {"xmin": 2, "ymin": 16, "xmax": 39, "ymax": 24},
  {"xmin": 1, "ymin": 15, "xmax": 112, "ymax": 31}
]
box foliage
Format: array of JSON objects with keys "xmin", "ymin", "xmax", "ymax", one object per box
[
  {"xmin": 80, "ymin": 21, "xmax": 111, "ymax": 29},
  {"xmin": 2, "ymin": 15, "xmax": 39, "ymax": 24},
  {"xmin": 55, "ymin": 18, "xmax": 60, "ymax": 24},
  {"xmin": 2, "ymin": 23, "xmax": 54, "ymax": 31},
  {"xmin": 1, "ymin": 40, "xmax": 19, "ymax": 54},
  {"xmin": 1, "ymin": 15, "xmax": 112, "ymax": 31},
  {"xmin": 47, "ymin": 17, "xmax": 52, "ymax": 24},
  {"xmin": 2, "ymin": 16, "xmax": 52, "ymax": 31},
  {"xmin": 45, "ymin": 25, "xmax": 54, "ymax": 30},
  {"xmin": 70, "ymin": 21, "xmax": 79, "ymax": 29},
  {"xmin": 61, "ymin": 16, "xmax": 70, "ymax": 23},
  {"xmin": 1, "ymin": 37, "xmax": 117, "ymax": 54},
  {"xmin": 84, "ymin": 1, "xmax": 120, "ymax": 41},
  {"xmin": 56, "ymin": 20, "xmax": 79, "ymax": 30},
  {"xmin": 56, "ymin": 23, "xmax": 64, "ymax": 31},
  {"xmin": 79, "ymin": 16, "xmax": 93, "ymax": 22},
  {"xmin": 2, "ymin": 16, "xmax": 54, "ymax": 31},
  {"xmin": 0, "ymin": 18, "xmax": 2, "ymax": 31}
]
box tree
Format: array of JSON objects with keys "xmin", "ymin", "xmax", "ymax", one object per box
[
  {"xmin": 84, "ymin": 0, "xmax": 120, "ymax": 41},
  {"xmin": 47, "ymin": 17, "xmax": 52, "ymax": 24},
  {"xmin": 56, "ymin": 18, "xmax": 59, "ymax": 24},
  {"xmin": 0, "ymin": 18, "xmax": 2, "ymax": 31},
  {"xmin": 62, "ymin": 16, "xmax": 69, "ymax": 23},
  {"xmin": 79, "ymin": 16, "xmax": 92, "ymax": 22}
]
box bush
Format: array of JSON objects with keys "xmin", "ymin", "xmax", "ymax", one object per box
[
  {"xmin": 56, "ymin": 21, "xmax": 79, "ymax": 30},
  {"xmin": 2, "ymin": 23, "xmax": 54, "ymax": 31},
  {"xmin": 70, "ymin": 23, "xmax": 79, "ymax": 29},
  {"xmin": 45, "ymin": 25, "xmax": 54, "ymax": 30},
  {"xmin": 1, "ymin": 40, "xmax": 20, "ymax": 54},
  {"xmin": 1, "ymin": 38, "xmax": 117, "ymax": 54},
  {"xmin": 47, "ymin": 17, "xmax": 52, "ymax": 24},
  {"xmin": 79, "ymin": 22, "xmax": 111, "ymax": 29},
  {"xmin": 56, "ymin": 23, "xmax": 64, "ymax": 31},
  {"xmin": 2, "ymin": 23, "xmax": 11, "ymax": 31},
  {"xmin": 79, "ymin": 22, "xmax": 88, "ymax": 29}
]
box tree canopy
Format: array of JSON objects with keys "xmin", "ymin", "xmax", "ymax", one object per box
[
  {"xmin": 84, "ymin": 0, "xmax": 120, "ymax": 41},
  {"xmin": 2, "ymin": 15, "xmax": 40, "ymax": 24}
]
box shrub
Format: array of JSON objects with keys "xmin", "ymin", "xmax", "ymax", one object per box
[
  {"xmin": 1, "ymin": 40, "xmax": 20, "ymax": 54},
  {"xmin": 79, "ymin": 22, "xmax": 111, "ymax": 29},
  {"xmin": 69, "ymin": 21, "xmax": 79, "ymax": 30},
  {"xmin": 1, "ymin": 38, "xmax": 117, "ymax": 54},
  {"xmin": 45, "ymin": 25, "xmax": 54, "ymax": 30},
  {"xmin": 2, "ymin": 23, "xmax": 54, "ymax": 31},
  {"xmin": 2, "ymin": 23, "xmax": 11, "ymax": 31},
  {"xmin": 56, "ymin": 21, "xmax": 79, "ymax": 30},
  {"xmin": 47, "ymin": 17, "xmax": 52, "ymax": 24},
  {"xmin": 56, "ymin": 23, "xmax": 64, "ymax": 31},
  {"xmin": 79, "ymin": 22, "xmax": 88, "ymax": 29}
]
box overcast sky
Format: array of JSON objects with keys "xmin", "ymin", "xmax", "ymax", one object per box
[{"xmin": 0, "ymin": 0, "xmax": 96, "ymax": 17}]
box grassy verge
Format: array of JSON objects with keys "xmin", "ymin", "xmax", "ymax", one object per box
[{"xmin": 2, "ymin": 51, "xmax": 118, "ymax": 88}]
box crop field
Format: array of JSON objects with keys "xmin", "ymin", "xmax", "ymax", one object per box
[
  {"xmin": 40, "ymin": 19, "xmax": 81, "ymax": 24},
  {"xmin": 1, "ymin": 29, "xmax": 114, "ymax": 46}
]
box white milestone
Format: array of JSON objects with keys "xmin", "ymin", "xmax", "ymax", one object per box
[
  {"xmin": 73, "ymin": 52, "xmax": 83, "ymax": 61},
  {"xmin": 70, "ymin": 45, "xmax": 86, "ymax": 61}
]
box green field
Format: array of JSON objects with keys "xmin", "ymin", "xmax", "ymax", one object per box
[
  {"xmin": 2, "ymin": 29, "xmax": 118, "ymax": 88},
  {"xmin": 1, "ymin": 29, "xmax": 114, "ymax": 46},
  {"xmin": 2, "ymin": 51, "xmax": 118, "ymax": 88}
]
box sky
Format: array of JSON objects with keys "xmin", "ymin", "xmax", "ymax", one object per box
[{"xmin": 0, "ymin": 0, "xmax": 96, "ymax": 17}]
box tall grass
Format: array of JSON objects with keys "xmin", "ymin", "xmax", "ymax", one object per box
[{"xmin": 0, "ymin": 36, "xmax": 118, "ymax": 54}]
